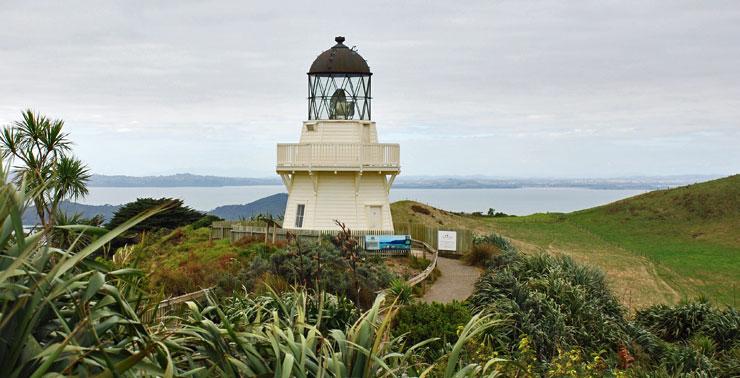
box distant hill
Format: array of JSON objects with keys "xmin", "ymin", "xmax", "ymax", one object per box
[
  {"xmin": 391, "ymin": 174, "xmax": 740, "ymax": 307},
  {"xmin": 22, "ymin": 193, "xmax": 288, "ymax": 225},
  {"xmin": 209, "ymin": 193, "xmax": 288, "ymax": 220},
  {"xmin": 89, "ymin": 173, "xmax": 280, "ymax": 187},
  {"xmin": 88, "ymin": 173, "xmax": 721, "ymax": 190},
  {"xmin": 23, "ymin": 201, "xmax": 121, "ymax": 225}
]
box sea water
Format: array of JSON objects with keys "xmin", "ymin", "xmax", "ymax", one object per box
[{"xmin": 77, "ymin": 186, "xmax": 645, "ymax": 216}]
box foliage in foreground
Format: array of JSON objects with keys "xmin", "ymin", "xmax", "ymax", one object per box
[
  {"xmin": 393, "ymin": 301, "xmax": 472, "ymax": 360},
  {"xmin": 0, "ymin": 164, "xmax": 169, "ymax": 376},
  {"xmin": 470, "ymin": 250, "xmax": 626, "ymax": 363},
  {"xmin": 2, "ymin": 168, "xmax": 513, "ymax": 376},
  {"xmin": 175, "ymin": 290, "xmax": 503, "ymax": 377},
  {"xmin": 468, "ymin": 233, "xmax": 740, "ymax": 376}
]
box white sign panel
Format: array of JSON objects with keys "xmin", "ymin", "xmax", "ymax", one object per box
[{"xmin": 438, "ymin": 230, "xmax": 457, "ymax": 251}]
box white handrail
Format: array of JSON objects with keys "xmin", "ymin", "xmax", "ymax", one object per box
[{"xmin": 277, "ymin": 143, "xmax": 400, "ymax": 169}]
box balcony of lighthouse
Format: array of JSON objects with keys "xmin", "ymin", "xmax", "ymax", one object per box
[{"xmin": 276, "ymin": 142, "xmax": 399, "ymax": 173}]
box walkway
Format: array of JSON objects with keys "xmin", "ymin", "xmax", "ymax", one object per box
[{"xmin": 422, "ymin": 256, "xmax": 482, "ymax": 303}]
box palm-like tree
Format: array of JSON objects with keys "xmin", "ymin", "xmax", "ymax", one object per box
[
  {"xmin": 51, "ymin": 211, "xmax": 106, "ymax": 252},
  {"xmin": 0, "ymin": 109, "xmax": 90, "ymax": 232}
]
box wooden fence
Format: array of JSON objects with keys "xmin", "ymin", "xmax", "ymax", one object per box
[
  {"xmin": 141, "ymin": 287, "xmax": 213, "ymax": 323},
  {"xmin": 211, "ymin": 221, "xmax": 473, "ymax": 255},
  {"xmin": 212, "ymin": 222, "xmax": 399, "ymax": 250},
  {"xmin": 394, "ymin": 223, "xmax": 473, "ymax": 256}
]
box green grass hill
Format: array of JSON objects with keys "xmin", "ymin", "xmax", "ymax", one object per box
[{"xmin": 391, "ymin": 174, "xmax": 740, "ymax": 308}]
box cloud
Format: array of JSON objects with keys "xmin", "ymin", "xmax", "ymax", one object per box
[{"xmin": 0, "ymin": 0, "xmax": 738, "ymax": 177}]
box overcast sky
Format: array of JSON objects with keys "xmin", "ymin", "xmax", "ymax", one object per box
[{"xmin": 1, "ymin": 1, "xmax": 738, "ymax": 178}]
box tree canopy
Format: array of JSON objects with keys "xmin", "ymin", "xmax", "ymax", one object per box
[{"xmin": 106, "ymin": 197, "xmax": 203, "ymax": 232}]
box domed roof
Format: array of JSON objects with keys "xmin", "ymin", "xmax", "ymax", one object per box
[{"xmin": 309, "ymin": 36, "xmax": 371, "ymax": 75}]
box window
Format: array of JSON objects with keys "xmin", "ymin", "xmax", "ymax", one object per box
[{"xmin": 295, "ymin": 204, "xmax": 305, "ymax": 228}]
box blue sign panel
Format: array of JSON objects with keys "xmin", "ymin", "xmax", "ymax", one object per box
[{"xmin": 365, "ymin": 235, "xmax": 411, "ymax": 251}]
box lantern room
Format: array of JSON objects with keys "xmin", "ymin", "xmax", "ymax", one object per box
[{"xmin": 308, "ymin": 36, "xmax": 371, "ymax": 121}]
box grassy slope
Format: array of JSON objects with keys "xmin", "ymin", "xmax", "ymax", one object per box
[
  {"xmin": 131, "ymin": 227, "xmax": 264, "ymax": 295},
  {"xmin": 391, "ymin": 175, "xmax": 740, "ymax": 308},
  {"xmin": 566, "ymin": 174, "xmax": 739, "ymax": 305}
]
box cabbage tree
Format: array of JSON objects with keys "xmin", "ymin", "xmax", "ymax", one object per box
[{"xmin": 0, "ymin": 109, "xmax": 90, "ymax": 231}]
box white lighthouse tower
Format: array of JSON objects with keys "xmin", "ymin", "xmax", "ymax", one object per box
[{"xmin": 277, "ymin": 36, "xmax": 400, "ymax": 231}]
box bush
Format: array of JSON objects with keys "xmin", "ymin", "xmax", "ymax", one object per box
[
  {"xmin": 469, "ymin": 251, "xmax": 627, "ymax": 363},
  {"xmin": 233, "ymin": 235, "xmax": 262, "ymax": 248},
  {"xmin": 636, "ymin": 299, "xmax": 739, "ymax": 349},
  {"xmin": 387, "ymin": 279, "xmax": 413, "ymax": 304},
  {"xmin": 393, "ymin": 301, "xmax": 472, "ymax": 360},
  {"xmin": 407, "ymin": 255, "xmax": 432, "ymax": 270},
  {"xmin": 633, "ymin": 298, "xmax": 740, "ymax": 375},
  {"xmin": 635, "ymin": 300, "xmax": 714, "ymax": 342},
  {"xmin": 228, "ymin": 243, "xmax": 396, "ymax": 308},
  {"xmin": 472, "ymin": 233, "xmax": 518, "ymax": 269},
  {"xmin": 411, "ymin": 204, "xmax": 431, "ymax": 215},
  {"xmin": 462, "ymin": 243, "xmax": 500, "ymax": 267},
  {"xmin": 467, "ymin": 241, "xmax": 740, "ymax": 376},
  {"xmin": 661, "ymin": 343, "xmax": 715, "ymax": 375},
  {"xmin": 222, "ymin": 290, "xmax": 360, "ymax": 335},
  {"xmin": 192, "ymin": 214, "xmax": 223, "ymax": 229}
]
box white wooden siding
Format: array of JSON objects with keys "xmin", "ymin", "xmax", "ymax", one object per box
[
  {"xmin": 299, "ymin": 120, "xmax": 378, "ymax": 144},
  {"xmin": 281, "ymin": 119, "xmax": 396, "ymax": 232},
  {"xmin": 284, "ymin": 172, "xmax": 393, "ymax": 231}
]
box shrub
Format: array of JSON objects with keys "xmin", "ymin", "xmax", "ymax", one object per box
[
  {"xmin": 462, "ymin": 243, "xmax": 500, "ymax": 267},
  {"xmin": 387, "ymin": 279, "xmax": 413, "ymax": 304},
  {"xmin": 191, "ymin": 214, "xmax": 222, "ymax": 229},
  {"xmin": 252, "ymin": 272, "xmax": 290, "ymax": 295},
  {"xmin": 469, "ymin": 251, "xmax": 628, "ymax": 363},
  {"xmin": 150, "ymin": 253, "xmax": 227, "ymax": 295},
  {"xmin": 230, "ymin": 243, "xmax": 396, "ymax": 308},
  {"xmin": 661, "ymin": 343, "xmax": 714, "ymax": 375},
  {"xmin": 233, "ymin": 235, "xmax": 261, "ymax": 248},
  {"xmin": 407, "ymin": 255, "xmax": 432, "ymax": 270},
  {"xmin": 633, "ymin": 299, "xmax": 740, "ymax": 375},
  {"xmin": 0, "ymin": 167, "xmax": 172, "ymax": 375},
  {"xmin": 473, "ymin": 233, "xmax": 515, "ymax": 252},
  {"xmin": 473, "ymin": 233, "xmax": 518, "ymax": 269},
  {"xmin": 467, "ymin": 242, "xmax": 740, "ymax": 376},
  {"xmin": 221, "ymin": 290, "xmax": 360, "ymax": 335},
  {"xmin": 636, "ymin": 299, "xmax": 739, "ymax": 349},
  {"xmin": 411, "ymin": 204, "xmax": 431, "ymax": 215},
  {"xmin": 635, "ymin": 300, "xmax": 714, "ymax": 342},
  {"xmin": 702, "ymin": 308, "xmax": 740, "ymax": 351},
  {"xmin": 393, "ymin": 301, "xmax": 472, "ymax": 360}
]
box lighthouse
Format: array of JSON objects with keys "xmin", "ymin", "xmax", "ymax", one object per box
[{"xmin": 277, "ymin": 36, "xmax": 400, "ymax": 231}]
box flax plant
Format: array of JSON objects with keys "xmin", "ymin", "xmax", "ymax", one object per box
[{"xmin": 0, "ymin": 163, "xmax": 173, "ymax": 377}]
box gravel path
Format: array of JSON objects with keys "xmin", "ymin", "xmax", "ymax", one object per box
[{"xmin": 422, "ymin": 256, "xmax": 482, "ymax": 303}]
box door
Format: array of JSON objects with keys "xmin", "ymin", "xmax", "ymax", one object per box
[{"xmin": 368, "ymin": 205, "xmax": 382, "ymax": 229}]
